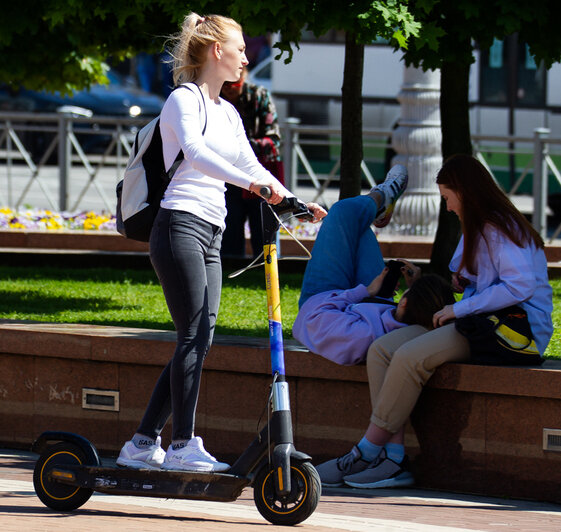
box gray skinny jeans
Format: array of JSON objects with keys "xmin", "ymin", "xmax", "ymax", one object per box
[{"xmin": 137, "ymin": 208, "xmax": 222, "ymax": 441}]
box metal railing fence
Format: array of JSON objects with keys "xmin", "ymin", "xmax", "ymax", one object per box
[
  {"xmin": 1, "ymin": 111, "xmax": 561, "ymax": 241},
  {"xmin": 0, "ymin": 111, "xmax": 143, "ymax": 212},
  {"xmin": 471, "ymin": 128, "xmax": 561, "ymax": 241}
]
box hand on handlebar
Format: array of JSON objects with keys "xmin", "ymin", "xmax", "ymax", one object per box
[
  {"xmin": 255, "ymin": 185, "xmax": 327, "ymax": 223},
  {"xmin": 249, "ymin": 180, "xmax": 285, "ymax": 205},
  {"xmin": 305, "ymin": 202, "xmax": 327, "ymax": 223}
]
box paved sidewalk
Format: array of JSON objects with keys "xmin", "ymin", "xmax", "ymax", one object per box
[{"xmin": 2, "ymin": 448, "xmax": 561, "ymax": 531}]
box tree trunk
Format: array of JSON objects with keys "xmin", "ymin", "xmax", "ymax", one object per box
[
  {"xmin": 429, "ymin": 58, "xmax": 472, "ymax": 278},
  {"xmin": 339, "ymin": 33, "xmax": 364, "ymax": 199}
]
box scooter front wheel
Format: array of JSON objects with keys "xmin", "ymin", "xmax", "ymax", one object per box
[
  {"xmin": 33, "ymin": 441, "xmax": 93, "ymax": 511},
  {"xmin": 253, "ymin": 459, "xmax": 321, "ymax": 526}
]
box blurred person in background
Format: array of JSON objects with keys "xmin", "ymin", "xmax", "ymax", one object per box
[{"xmin": 220, "ymin": 66, "xmax": 284, "ymax": 257}]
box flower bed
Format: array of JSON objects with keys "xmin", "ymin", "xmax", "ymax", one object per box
[
  {"xmin": 0, "ymin": 207, "xmax": 116, "ymax": 232},
  {"xmin": 0, "ymin": 207, "xmax": 321, "ymax": 238}
]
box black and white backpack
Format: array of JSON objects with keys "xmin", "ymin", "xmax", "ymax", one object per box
[{"xmin": 116, "ymin": 83, "xmax": 207, "ymax": 242}]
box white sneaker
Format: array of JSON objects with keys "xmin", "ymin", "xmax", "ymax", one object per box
[
  {"xmin": 161, "ymin": 436, "xmax": 230, "ymax": 472},
  {"xmin": 373, "ymin": 164, "xmax": 408, "ymax": 228},
  {"xmin": 116, "ymin": 436, "xmax": 165, "ymax": 470}
]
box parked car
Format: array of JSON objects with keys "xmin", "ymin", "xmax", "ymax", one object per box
[
  {"xmin": 0, "ymin": 70, "xmax": 165, "ymax": 161},
  {"xmin": 247, "ymin": 57, "xmax": 272, "ymax": 93},
  {"xmin": 1, "ymin": 70, "xmax": 164, "ymax": 118}
]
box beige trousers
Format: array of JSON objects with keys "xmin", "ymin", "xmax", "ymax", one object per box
[{"xmin": 367, "ymin": 323, "xmax": 471, "ymax": 433}]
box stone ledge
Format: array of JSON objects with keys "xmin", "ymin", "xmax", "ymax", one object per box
[
  {"xmin": 0, "ymin": 320, "xmax": 364, "ymax": 382},
  {"xmin": 0, "ymin": 230, "xmax": 435, "ymax": 260},
  {"xmin": 0, "ymin": 230, "xmax": 149, "ymax": 253},
  {"xmin": 425, "ymin": 359, "xmax": 561, "ymax": 398},
  {"xmin": 3, "ymin": 230, "xmax": 561, "ymax": 268},
  {"xmin": 3, "ymin": 320, "xmax": 560, "ymax": 393},
  {"xmin": 1, "ymin": 319, "xmax": 561, "ymax": 504}
]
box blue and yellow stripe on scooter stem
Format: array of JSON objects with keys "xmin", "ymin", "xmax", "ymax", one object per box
[{"xmin": 264, "ymin": 243, "xmax": 285, "ymax": 376}]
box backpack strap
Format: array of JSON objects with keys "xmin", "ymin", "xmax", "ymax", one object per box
[
  {"xmin": 174, "ymin": 82, "xmax": 207, "ymax": 134},
  {"xmin": 168, "ymin": 83, "xmax": 208, "ymax": 172}
]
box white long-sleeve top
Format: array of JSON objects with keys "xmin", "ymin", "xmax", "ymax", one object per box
[
  {"xmin": 159, "ymin": 83, "xmax": 287, "ymax": 228},
  {"xmin": 450, "ymin": 226, "xmax": 553, "ymax": 355}
]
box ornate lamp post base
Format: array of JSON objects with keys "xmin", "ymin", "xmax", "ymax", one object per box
[{"xmin": 389, "ymin": 66, "xmax": 442, "ymax": 236}]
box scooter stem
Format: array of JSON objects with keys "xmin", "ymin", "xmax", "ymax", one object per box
[{"xmin": 261, "ymin": 201, "xmax": 294, "ymax": 495}]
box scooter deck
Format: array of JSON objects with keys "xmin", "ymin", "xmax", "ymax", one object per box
[{"xmin": 50, "ymin": 464, "xmax": 251, "ymax": 502}]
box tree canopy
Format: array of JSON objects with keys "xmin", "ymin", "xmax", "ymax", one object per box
[
  {"xmin": 229, "ymin": 1, "xmax": 420, "ymax": 198},
  {"xmin": 395, "ymin": 0, "xmax": 561, "ymax": 275},
  {"xmin": 0, "ymin": 1, "xmax": 420, "ymax": 93},
  {"xmin": 232, "ymin": 0, "xmax": 419, "ymax": 58},
  {"xmin": 403, "ymin": 0, "xmax": 561, "ymax": 70},
  {"xmin": 1, "ymin": 1, "xmax": 420, "ymax": 202},
  {"xmin": 399, "ymin": 0, "xmax": 561, "ymax": 161},
  {"xmin": 0, "ymin": 1, "xmax": 183, "ymax": 92}
]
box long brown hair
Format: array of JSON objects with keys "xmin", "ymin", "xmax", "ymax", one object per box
[
  {"xmin": 436, "ymin": 154, "xmax": 543, "ymax": 274},
  {"xmin": 401, "ymin": 274, "xmax": 455, "ymax": 330}
]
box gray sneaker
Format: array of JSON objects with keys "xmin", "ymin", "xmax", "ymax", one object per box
[
  {"xmin": 315, "ymin": 446, "xmax": 370, "ymax": 487},
  {"xmin": 373, "ymin": 164, "xmax": 408, "ymax": 228},
  {"xmin": 343, "ymin": 449, "xmax": 414, "ymax": 489}
]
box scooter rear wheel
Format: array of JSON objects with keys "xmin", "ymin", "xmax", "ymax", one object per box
[
  {"xmin": 33, "ymin": 441, "xmax": 93, "ymax": 511},
  {"xmin": 253, "ymin": 459, "xmax": 321, "ymax": 526}
]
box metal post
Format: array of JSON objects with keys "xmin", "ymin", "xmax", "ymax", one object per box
[
  {"xmin": 116, "ymin": 123, "xmax": 123, "ymax": 176},
  {"xmin": 6, "ymin": 119, "xmax": 13, "ymax": 206},
  {"xmin": 282, "ymin": 117, "xmax": 300, "ymax": 191},
  {"xmin": 57, "ymin": 112, "xmax": 72, "ymax": 211},
  {"xmin": 532, "ymin": 127, "xmax": 550, "ymax": 239}
]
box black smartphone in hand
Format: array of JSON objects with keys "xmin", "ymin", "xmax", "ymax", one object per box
[{"xmin": 377, "ymin": 260, "xmax": 405, "ymax": 298}]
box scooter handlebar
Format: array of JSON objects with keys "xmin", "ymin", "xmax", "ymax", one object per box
[{"xmin": 259, "ymin": 186, "xmax": 313, "ymax": 221}]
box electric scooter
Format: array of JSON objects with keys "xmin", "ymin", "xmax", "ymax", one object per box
[{"xmin": 32, "ymin": 193, "xmax": 321, "ymax": 526}]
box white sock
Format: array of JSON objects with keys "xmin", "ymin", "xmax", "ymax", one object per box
[
  {"xmin": 132, "ymin": 433, "xmax": 156, "ymax": 448},
  {"xmin": 171, "ymin": 439, "xmax": 190, "ymax": 451}
]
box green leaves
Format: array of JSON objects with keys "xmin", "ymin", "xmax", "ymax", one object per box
[
  {"xmin": 401, "ymin": 0, "xmax": 561, "ymax": 70},
  {"xmin": 0, "ymin": 0, "xmax": 179, "ymax": 91},
  {"xmin": 0, "ymin": 1, "xmax": 424, "ymax": 90},
  {"xmin": 3, "ymin": 0, "xmax": 560, "ymax": 92},
  {"xmin": 354, "ymin": 1, "xmax": 420, "ymax": 48}
]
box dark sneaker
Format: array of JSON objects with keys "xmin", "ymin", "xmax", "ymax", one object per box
[
  {"xmin": 373, "ymin": 164, "xmax": 408, "ymax": 228},
  {"xmin": 343, "ymin": 449, "xmax": 414, "ymax": 489},
  {"xmin": 315, "ymin": 446, "xmax": 371, "ymax": 487}
]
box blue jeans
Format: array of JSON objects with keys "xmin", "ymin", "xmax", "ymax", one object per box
[
  {"xmin": 299, "ymin": 196, "xmax": 385, "ymax": 307},
  {"xmin": 137, "ymin": 208, "xmax": 223, "ymax": 441}
]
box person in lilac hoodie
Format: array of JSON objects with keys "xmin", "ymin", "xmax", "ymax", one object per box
[
  {"xmin": 316, "ymin": 154, "xmax": 553, "ymax": 492},
  {"xmin": 293, "ymin": 164, "xmax": 455, "ymax": 366}
]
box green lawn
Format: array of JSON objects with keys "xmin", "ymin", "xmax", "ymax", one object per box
[
  {"xmin": 0, "ymin": 264, "xmax": 559, "ymax": 358},
  {"xmin": 0, "ymin": 265, "xmax": 302, "ymax": 338}
]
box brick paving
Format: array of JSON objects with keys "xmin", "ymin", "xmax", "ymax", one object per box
[{"xmin": 2, "ymin": 449, "xmax": 561, "ymax": 531}]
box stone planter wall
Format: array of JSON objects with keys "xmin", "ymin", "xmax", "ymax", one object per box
[{"xmin": 2, "ymin": 320, "xmax": 561, "ymax": 504}]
